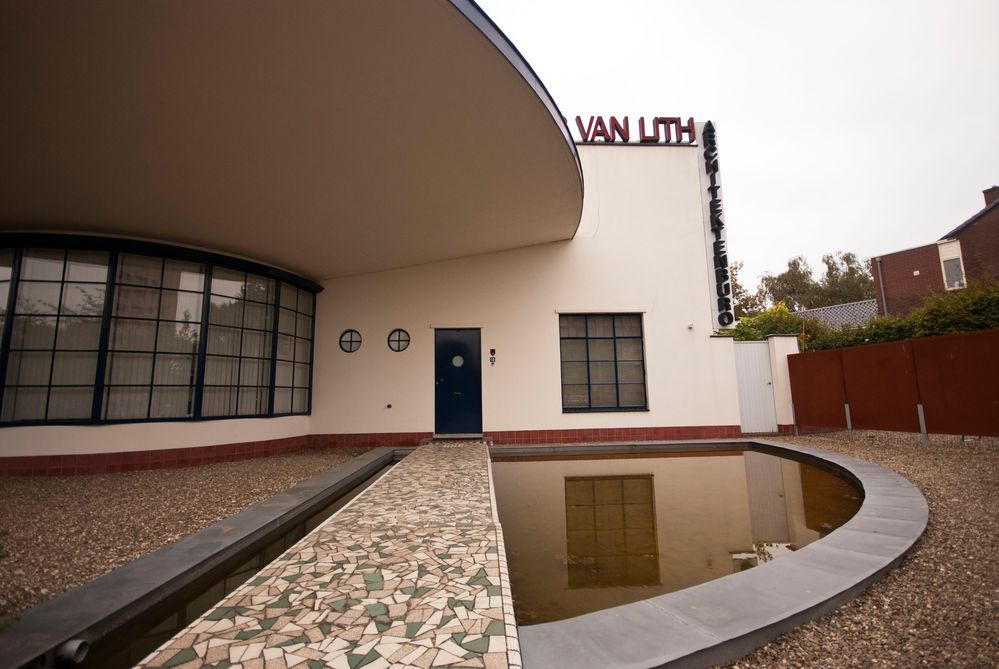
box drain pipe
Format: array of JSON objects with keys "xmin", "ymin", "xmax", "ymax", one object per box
[
  {"xmin": 55, "ymin": 639, "xmax": 89, "ymax": 666},
  {"xmin": 875, "ymin": 257, "xmax": 888, "ymax": 316}
]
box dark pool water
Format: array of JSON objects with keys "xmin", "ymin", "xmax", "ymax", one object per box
[{"xmin": 491, "ymin": 449, "xmax": 862, "ymax": 625}]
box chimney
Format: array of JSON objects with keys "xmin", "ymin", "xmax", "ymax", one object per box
[{"xmin": 986, "ymin": 185, "xmax": 999, "ymax": 206}]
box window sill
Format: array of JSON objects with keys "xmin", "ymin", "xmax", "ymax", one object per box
[
  {"xmin": 562, "ymin": 407, "xmax": 650, "ymax": 413},
  {"xmin": 0, "ymin": 412, "xmax": 312, "ymax": 428}
]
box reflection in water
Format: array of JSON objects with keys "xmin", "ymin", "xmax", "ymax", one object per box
[
  {"xmin": 492, "ymin": 450, "xmax": 862, "ymax": 625},
  {"xmin": 565, "ymin": 476, "xmax": 659, "ymax": 588}
]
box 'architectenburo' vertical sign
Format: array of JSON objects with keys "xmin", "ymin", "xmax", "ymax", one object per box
[{"xmin": 698, "ymin": 121, "xmax": 735, "ymax": 327}]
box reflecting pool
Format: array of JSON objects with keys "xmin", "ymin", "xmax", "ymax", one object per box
[{"xmin": 491, "ymin": 449, "xmax": 862, "ymax": 625}]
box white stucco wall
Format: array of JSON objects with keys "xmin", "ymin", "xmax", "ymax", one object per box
[
  {"xmin": 310, "ymin": 145, "xmax": 741, "ymax": 435},
  {"xmin": 0, "ymin": 416, "xmax": 310, "ymax": 457},
  {"xmin": 767, "ymin": 335, "xmax": 800, "ymax": 427}
]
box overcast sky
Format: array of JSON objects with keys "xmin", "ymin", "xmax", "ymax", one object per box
[{"xmin": 477, "ymin": 0, "xmax": 999, "ymax": 287}]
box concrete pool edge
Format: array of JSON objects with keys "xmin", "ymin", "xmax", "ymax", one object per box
[{"xmin": 496, "ymin": 439, "xmax": 928, "ymax": 669}]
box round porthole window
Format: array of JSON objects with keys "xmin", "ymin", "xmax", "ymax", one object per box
[
  {"xmin": 339, "ymin": 329, "xmax": 362, "ymax": 353},
  {"xmin": 387, "ymin": 329, "xmax": 410, "ymax": 352},
  {"xmin": 452, "ymin": 355, "xmax": 465, "ymax": 368}
]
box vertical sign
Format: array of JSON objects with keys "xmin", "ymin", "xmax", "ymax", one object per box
[{"xmin": 698, "ymin": 121, "xmax": 735, "ymax": 327}]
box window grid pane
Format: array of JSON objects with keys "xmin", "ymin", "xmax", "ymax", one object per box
[
  {"xmin": 202, "ymin": 270, "xmax": 275, "ymax": 418},
  {"xmin": 273, "ymin": 286, "xmax": 313, "ymax": 415},
  {"xmin": 3, "ymin": 249, "xmax": 109, "ymax": 422},
  {"xmin": 559, "ymin": 313, "xmax": 647, "ymax": 412},
  {"xmin": 104, "ymin": 254, "xmax": 204, "ymax": 420}
]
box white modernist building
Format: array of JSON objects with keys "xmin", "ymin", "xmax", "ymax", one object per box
[
  {"xmin": 0, "ymin": 1, "xmax": 780, "ymax": 473},
  {"xmin": 313, "ymin": 140, "xmax": 741, "ymax": 443}
]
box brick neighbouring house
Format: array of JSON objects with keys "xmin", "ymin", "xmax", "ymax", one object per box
[{"xmin": 871, "ymin": 186, "xmax": 999, "ymax": 316}]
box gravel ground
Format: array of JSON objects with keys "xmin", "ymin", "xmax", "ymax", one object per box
[
  {"xmin": 0, "ymin": 447, "xmax": 369, "ymax": 629},
  {"xmin": 722, "ymin": 432, "xmax": 998, "ymax": 669},
  {"xmin": 1, "ymin": 434, "xmax": 996, "ymax": 667}
]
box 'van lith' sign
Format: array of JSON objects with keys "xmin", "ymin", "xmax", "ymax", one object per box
[{"xmin": 573, "ymin": 116, "xmax": 696, "ymax": 144}]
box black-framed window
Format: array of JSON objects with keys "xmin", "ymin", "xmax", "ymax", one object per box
[
  {"xmin": 387, "ymin": 328, "xmax": 410, "ymax": 352},
  {"xmin": 274, "ymin": 284, "xmax": 314, "ymax": 414},
  {"xmin": 0, "ymin": 240, "xmax": 319, "ymax": 426},
  {"xmin": 339, "ymin": 329, "xmax": 361, "ymax": 353},
  {"xmin": 559, "ymin": 313, "xmax": 647, "ymax": 412}
]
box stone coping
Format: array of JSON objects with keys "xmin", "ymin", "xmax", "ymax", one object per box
[
  {"xmin": 0, "ymin": 447, "xmax": 397, "ymax": 669},
  {"xmin": 508, "ymin": 439, "xmax": 928, "ymax": 669}
]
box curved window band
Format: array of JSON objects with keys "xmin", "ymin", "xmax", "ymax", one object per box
[{"xmin": 0, "ymin": 242, "xmax": 316, "ymax": 425}]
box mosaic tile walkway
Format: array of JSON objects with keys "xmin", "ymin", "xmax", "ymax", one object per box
[{"xmin": 137, "ymin": 442, "xmax": 521, "ymax": 669}]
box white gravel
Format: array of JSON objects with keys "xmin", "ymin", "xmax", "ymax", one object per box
[
  {"xmin": 0, "ymin": 447, "xmax": 370, "ymax": 629},
  {"xmin": 721, "ymin": 432, "xmax": 998, "ymax": 669}
]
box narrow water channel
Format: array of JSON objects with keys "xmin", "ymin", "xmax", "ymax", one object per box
[{"xmin": 90, "ymin": 463, "xmax": 393, "ymax": 668}]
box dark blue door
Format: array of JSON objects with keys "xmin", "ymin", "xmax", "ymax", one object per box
[{"xmin": 435, "ymin": 328, "xmax": 482, "ymax": 434}]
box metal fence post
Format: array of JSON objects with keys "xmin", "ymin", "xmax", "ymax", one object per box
[
  {"xmin": 916, "ymin": 403, "xmax": 929, "ymax": 447},
  {"xmin": 910, "ymin": 340, "xmax": 929, "ymax": 446}
]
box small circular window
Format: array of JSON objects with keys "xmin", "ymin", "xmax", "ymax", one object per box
[
  {"xmin": 339, "ymin": 329, "xmax": 362, "ymax": 353},
  {"xmin": 452, "ymin": 355, "xmax": 465, "ymax": 368},
  {"xmin": 387, "ymin": 329, "xmax": 410, "ymax": 352}
]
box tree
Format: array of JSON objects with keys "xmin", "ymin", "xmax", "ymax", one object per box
[
  {"xmin": 730, "ymin": 261, "xmax": 765, "ymax": 318},
  {"xmin": 757, "ymin": 252, "xmax": 874, "ymax": 311},
  {"xmin": 758, "ymin": 256, "xmax": 819, "ymax": 311},
  {"xmin": 816, "ymin": 252, "xmax": 874, "ymax": 306}
]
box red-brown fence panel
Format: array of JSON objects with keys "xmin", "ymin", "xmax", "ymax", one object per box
[
  {"xmin": 788, "ymin": 348, "xmax": 846, "ymax": 431},
  {"xmin": 913, "ymin": 329, "xmax": 999, "ymax": 437},
  {"xmin": 841, "ymin": 341, "xmax": 921, "ymax": 432},
  {"xmin": 788, "ymin": 328, "xmax": 999, "ymax": 437}
]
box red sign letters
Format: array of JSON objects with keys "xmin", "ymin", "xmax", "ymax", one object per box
[{"xmin": 574, "ymin": 116, "xmax": 696, "ymax": 144}]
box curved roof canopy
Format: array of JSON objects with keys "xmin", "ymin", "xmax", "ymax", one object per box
[{"xmin": 0, "ymin": 0, "xmax": 582, "ymax": 281}]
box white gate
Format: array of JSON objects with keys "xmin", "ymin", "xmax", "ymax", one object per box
[{"xmin": 734, "ymin": 341, "xmax": 778, "ymax": 434}]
